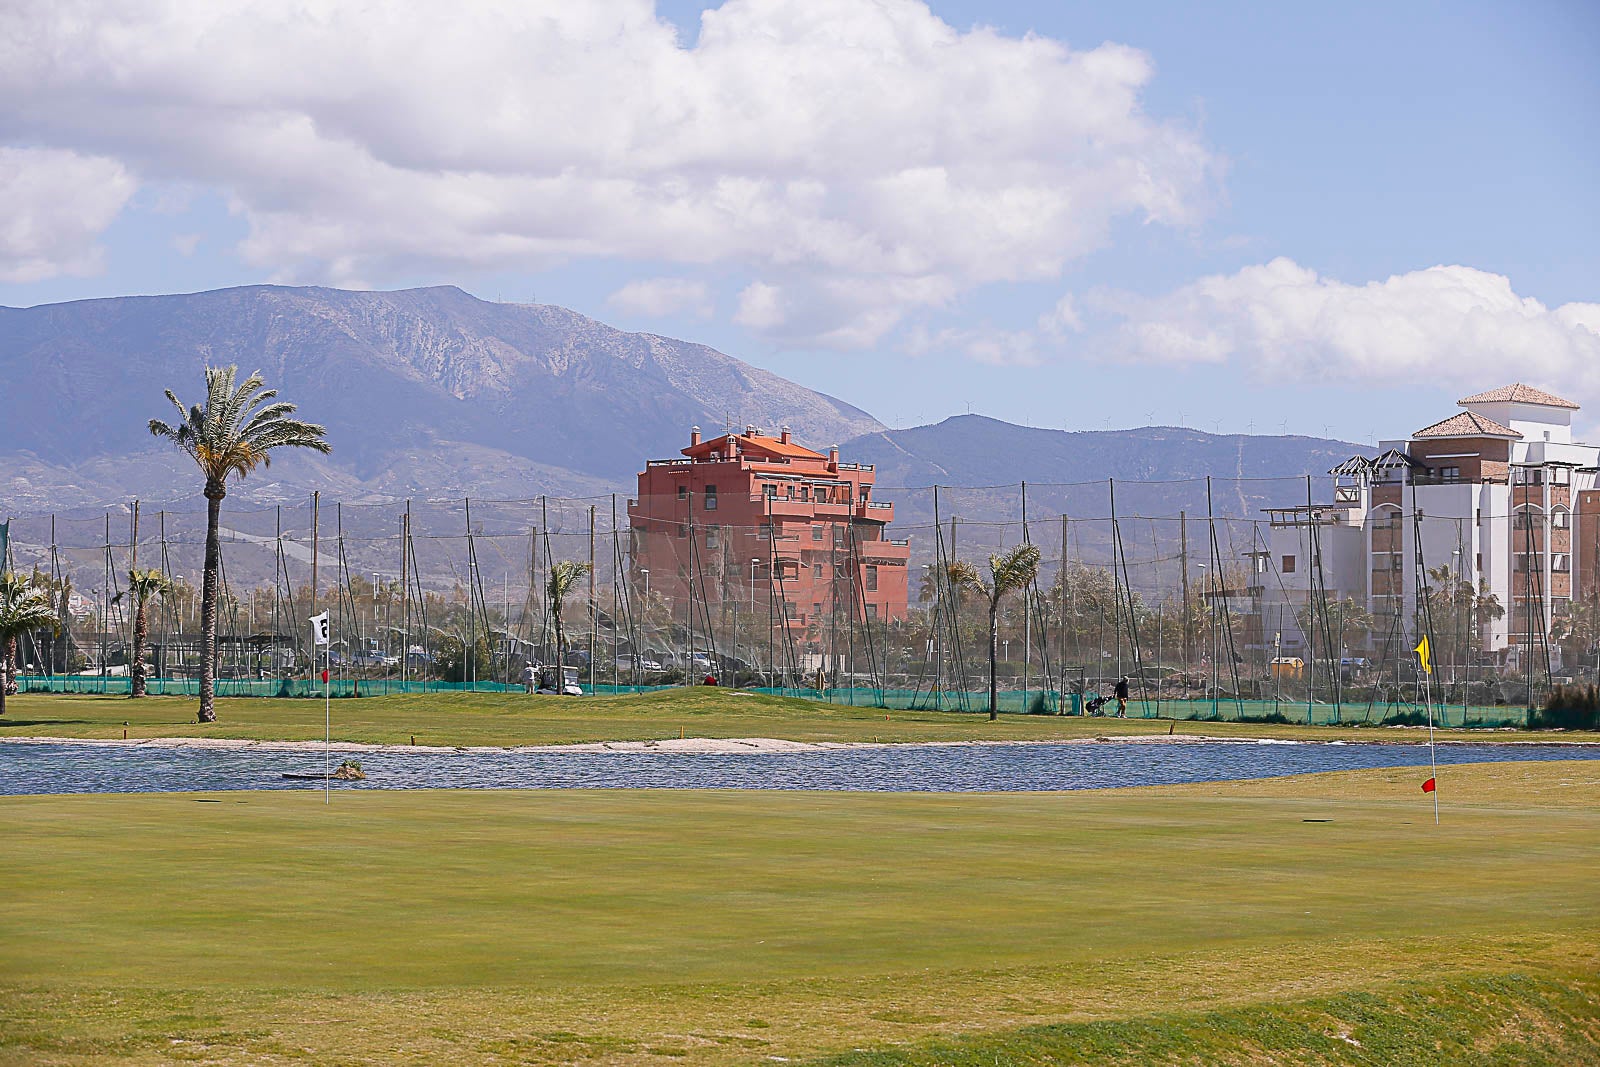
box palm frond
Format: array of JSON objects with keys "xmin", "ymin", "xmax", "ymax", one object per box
[
  {"xmin": 945, "ymin": 560, "xmax": 985, "ymax": 595},
  {"xmin": 989, "ymin": 544, "xmax": 1042, "ymax": 598},
  {"xmin": 547, "ymin": 560, "xmax": 594, "ymax": 602},
  {"xmin": 0, "ymin": 573, "xmax": 61, "ymax": 641},
  {"xmin": 151, "ymin": 365, "xmax": 332, "ymax": 486}
]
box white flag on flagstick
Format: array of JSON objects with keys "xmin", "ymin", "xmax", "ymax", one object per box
[{"xmin": 310, "ymin": 611, "xmax": 330, "ymax": 647}]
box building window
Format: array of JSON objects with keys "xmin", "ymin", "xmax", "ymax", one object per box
[
  {"xmin": 764, "ymin": 484, "xmax": 777, "ymax": 498},
  {"xmin": 812, "ymin": 524, "xmax": 824, "ymax": 541},
  {"xmin": 1552, "ymin": 510, "xmax": 1570, "ymax": 529},
  {"xmin": 706, "ymin": 527, "xmax": 719, "ymax": 549},
  {"xmin": 677, "ymin": 523, "xmax": 687, "ymax": 538},
  {"xmin": 1282, "ymin": 555, "xmax": 1296, "ymax": 574},
  {"xmin": 1437, "ymin": 466, "xmax": 1460, "ymax": 482},
  {"xmin": 866, "ymin": 603, "xmax": 878, "ymax": 619},
  {"xmin": 704, "ymin": 485, "xmax": 717, "ymax": 511},
  {"xmin": 813, "ymin": 562, "xmax": 824, "ymax": 579},
  {"xmin": 677, "ymin": 485, "xmax": 687, "ymax": 500},
  {"xmin": 759, "ymin": 521, "xmax": 772, "ymax": 540},
  {"xmin": 1553, "ymin": 553, "xmax": 1570, "ymax": 573},
  {"xmin": 1553, "ymin": 467, "xmax": 1571, "ymax": 485},
  {"xmin": 866, "ymin": 565, "xmax": 879, "ymax": 592},
  {"xmin": 812, "ymin": 602, "xmax": 822, "ymax": 618}
]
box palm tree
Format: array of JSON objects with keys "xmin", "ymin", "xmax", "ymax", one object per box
[
  {"xmin": 150, "ymin": 366, "xmax": 330, "ymax": 722},
  {"xmin": 947, "ymin": 543, "xmax": 1042, "ymax": 720},
  {"xmin": 126, "ymin": 568, "xmax": 171, "ymax": 698},
  {"xmin": 547, "ymin": 560, "xmax": 594, "ymax": 668},
  {"xmin": 0, "ymin": 573, "xmax": 58, "ymax": 716}
]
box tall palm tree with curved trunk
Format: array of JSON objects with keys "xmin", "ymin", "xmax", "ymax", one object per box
[
  {"xmin": 547, "ymin": 560, "xmax": 593, "ymax": 667},
  {"xmin": 0, "ymin": 573, "xmax": 59, "ymax": 716},
  {"xmin": 150, "ymin": 366, "xmax": 330, "ymax": 722},
  {"xmin": 126, "ymin": 568, "xmax": 171, "ymax": 698},
  {"xmin": 947, "ymin": 543, "xmax": 1042, "ymax": 721}
]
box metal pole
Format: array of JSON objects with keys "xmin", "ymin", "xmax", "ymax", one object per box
[
  {"xmin": 310, "ymin": 490, "xmax": 320, "ymax": 618},
  {"xmin": 589, "ymin": 504, "xmax": 597, "ymax": 692}
]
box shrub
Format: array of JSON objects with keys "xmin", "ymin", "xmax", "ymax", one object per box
[
  {"xmin": 1236, "ymin": 711, "xmax": 1291, "ymax": 725},
  {"xmin": 1530, "ymin": 685, "xmax": 1599, "ymax": 731}
]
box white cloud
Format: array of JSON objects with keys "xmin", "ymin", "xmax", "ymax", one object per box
[
  {"xmin": 0, "ymin": 148, "xmax": 134, "ymax": 282},
  {"xmin": 904, "ymin": 324, "xmax": 1041, "ymax": 367},
  {"xmin": 734, "ymin": 282, "xmax": 787, "ymax": 332},
  {"xmin": 607, "ymin": 277, "xmax": 713, "ymax": 318},
  {"xmin": 0, "ymin": 0, "xmax": 1214, "ymax": 345},
  {"xmin": 1039, "ymin": 294, "xmax": 1083, "ymax": 336},
  {"xmin": 1089, "ymin": 258, "xmax": 1600, "ymax": 395}
]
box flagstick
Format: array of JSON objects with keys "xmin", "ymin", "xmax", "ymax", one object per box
[
  {"xmin": 1425, "ymin": 666, "xmax": 1438, "ymax": 825},
  {"xmin": 324, "ymin": 640, "xmax": 331, "ymax": 806}
]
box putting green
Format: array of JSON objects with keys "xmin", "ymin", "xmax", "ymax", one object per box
[{"xmin": 1, "ymin": 760, "xmax": 1596, "ymax": 1064}]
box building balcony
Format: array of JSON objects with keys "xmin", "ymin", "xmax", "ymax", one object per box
[{"xmin": 752, "ymin": 496, "xmax": 895, "ymax": 521}]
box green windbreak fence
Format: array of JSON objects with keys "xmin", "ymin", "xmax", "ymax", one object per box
[{"xmin": 14, "ymin": 675, "xmax": 1530, "ymax": 728}]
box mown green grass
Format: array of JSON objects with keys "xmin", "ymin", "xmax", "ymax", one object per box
[
  {"xmin": 805, "ymin": 971, "xmax": 1600, "ymax": 1066},
  {"xmin": 5, "ymin": 688, "xmax": 1592, "ymax": 747},
  {"xmin": 1, "ymin": 760, "xmax": 1596, "ymax": 1065}
]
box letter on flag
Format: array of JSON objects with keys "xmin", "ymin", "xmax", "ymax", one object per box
[
  {"xmin": 310, "ymin": 611, "xmax": 330, "ymax": 647},
  {"xmin": 1414, "ymin": 635, "xmax": 1432, "ymax": 675},
  {"xmin": 1422, "ymin": 777, "xmax": 1436, "ymax": 793}
]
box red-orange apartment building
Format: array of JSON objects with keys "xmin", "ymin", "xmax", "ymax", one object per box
[{"xmin": 627, "ymin": 427, "xmax": 910, "ymax": 646}]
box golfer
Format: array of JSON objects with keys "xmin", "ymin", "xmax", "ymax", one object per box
[{"xmin": 1114, "ymin": 675, "xmax": 1130, "ymax": 717}]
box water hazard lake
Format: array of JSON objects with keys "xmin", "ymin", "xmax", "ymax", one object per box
[{"xmin": 1, "ymin": 740, "xmax": 1595, "ymax": 796}]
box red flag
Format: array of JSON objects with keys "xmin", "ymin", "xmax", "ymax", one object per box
[
  {"xmin": 321, "ymin": 668, "xmax": 330, "ymax": 684},
  {"xmin": 1421, "ymin": 777, "xmax": 1436, "ymax": 793}
]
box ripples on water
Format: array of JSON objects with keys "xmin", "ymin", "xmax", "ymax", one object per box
[{"xmin": 1, "ymin": 741, "xmax": 1594, "ymax": 796}]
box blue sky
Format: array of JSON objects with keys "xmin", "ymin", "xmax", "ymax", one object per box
[{"xmin": 2, "ymin": 0, "xmax": 1596, "ymax": 444}]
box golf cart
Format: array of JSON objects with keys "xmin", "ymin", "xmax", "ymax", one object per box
[{"xmin": 534, "ymin": 664, "xmax": 583, "ymax": 696}]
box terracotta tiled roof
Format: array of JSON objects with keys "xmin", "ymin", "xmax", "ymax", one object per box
[
  {"xmin": 683, "ymin": 432, "xmax": 826, "ymax": 461},
  {"xmin": 1413, "ymin": 411, "xmax": 1520, "ymax": 439},
  {"xmin": 1457, "ymin": 383, "xmax": 1579, "ymax": 409}
]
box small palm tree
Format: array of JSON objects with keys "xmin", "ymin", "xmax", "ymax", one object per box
[
  {"xmin": 126, "ymin": 569, "xmax": 171, "ymax": 698},
  {"xmin": 0, "ymin": 573, "xmax": 58, "ymax": 715},
  {"xmin": 947, "ymin": 544, "xmax": 1042, "ymax": 721},
  {"xmin": 547, "ymin": 560, "xmax": 593, "ymax": 668},
  {"xmin": 150, "ymin": 366, "xmax": 330, "ymax": 722}
]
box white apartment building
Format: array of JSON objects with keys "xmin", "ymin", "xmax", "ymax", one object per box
[{"xmin": 1258, "ymin": 384, "xmax": 1600, "ymax": 671}]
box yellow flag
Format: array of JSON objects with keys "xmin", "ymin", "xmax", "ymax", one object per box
[{"xmin": 1414, "ymin": 635, "xmax": 1432, "ymax": 675}]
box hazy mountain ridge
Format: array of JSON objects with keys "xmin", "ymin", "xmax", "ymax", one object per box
[
  {"xmin": 1, "ymin": 287, "xmax": 1369, "ymax": 523},
  {"xmin": 0, "ymin": 284, "xmax": 880, "ymax": 511},
  {"xmin": 843, "ymin": 415, "xmax": 1366, "ymax": 488}
]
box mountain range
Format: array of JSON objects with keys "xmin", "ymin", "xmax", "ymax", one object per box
[{"xmin": 1, "ymin": 284, "xmax": 1368, "ymax": 520}]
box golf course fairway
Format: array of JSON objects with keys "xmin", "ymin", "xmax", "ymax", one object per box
[
  {"xmin": 7, "ymin": 689, "xmax": 1594, "ymax": 747},
  {"xmin": 2, "ymin": 760, "xmax": 1597, "ymax": 1065}
]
